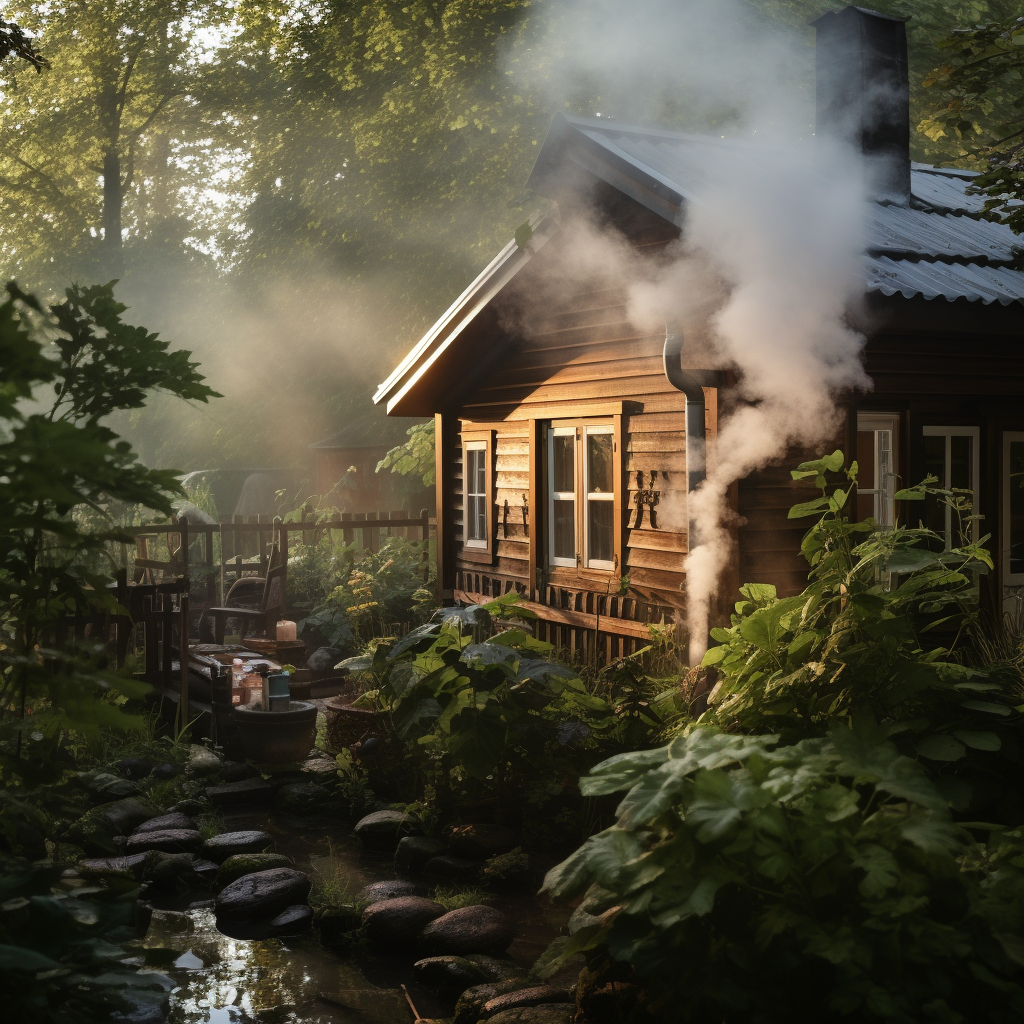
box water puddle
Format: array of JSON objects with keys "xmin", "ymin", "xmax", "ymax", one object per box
[{"xmin": 142, "ymin": 810, "xmax": 568, "ymax": 1024}]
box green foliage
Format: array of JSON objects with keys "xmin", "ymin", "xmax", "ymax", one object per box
[
  {"xmin": 0, "ymin": 856, "xmax": 172, "ymax": 1023},
  {"xmin": 542, "ymin": 724, "xmax": 1024, "ymax": 1024},
  {"xmin": 304, "ymin": 535, "xmax": 435, "ymax": 648},
  {"xmin": 377, "ymin": 421, "xmax": 436, "ymax": 487},
  {"xmin": 921, "ymin": 8, "xmax": 1024, "ymax": 234},
  {"xmin": 431, "ymin": 883, "xmax": 488, "ymax": 910}
]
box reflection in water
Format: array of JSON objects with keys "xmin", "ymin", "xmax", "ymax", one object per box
[{"xmin": 142, "ymin": 810, "xmax": 567, "ymax": 1024}]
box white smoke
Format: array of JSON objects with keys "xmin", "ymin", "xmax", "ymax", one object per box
[{"xmin": 515, "ymin": 0, "xmax": 872, "ymax": 661}]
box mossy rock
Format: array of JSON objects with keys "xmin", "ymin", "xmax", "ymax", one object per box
[
  {"xmin": 217, "ymin": 852, "xmax": 293, "ymax": 887},
  {"xmin": 453, "ymin": 979, "xmax": 524, "ymax": 1024}
]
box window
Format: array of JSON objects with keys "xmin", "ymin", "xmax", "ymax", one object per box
[
  {"xmin": 546, "ymin": 421, "xmax": 619, "ymax": 571},
  {"xmin": 461, "ymin": 428, "xmax": 494, "ymax": 562},
  {"xmin": 856, "ymin": 413, "xmax": 898, "ymax": 527},
  {"xmin": 1003, "ymin": 432, "xmax": 1024, "ymax": 585},
  {"xmin": 465, "ymin": 443, "xmax": 487, "ymax": 548},
  {"xmin": 921, "ymin": 426, "xmax": 980, "ymax": 547}
]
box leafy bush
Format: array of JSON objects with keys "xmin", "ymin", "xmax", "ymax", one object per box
[{"xmin": 542, "ymin": 725, "xmax": 1024, "ymax": 1024}]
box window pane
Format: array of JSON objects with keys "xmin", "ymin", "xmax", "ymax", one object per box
[
  {"xmin": 552, "ymin": 434, "xmax": 574, "ymax": 493},
  {"xmin": 923, "ymin": 434, "xmax": 946, "ymax": 537},
  {"xmin": 588, "ymin": 500, "xmax": 614, "ymax": 564},
  {"xmin": 856, "ymin": 429, "xmax": 876, "ymax": 522},
  {"xmin": 587, "ymin": 432, "xmax": 613, "ymax": 494},
  {"xmin": 553, "ymin": 499, "xmax": 575, "ymax": 560},
  {"xmin": 475, "ymin": 449, "xmax": 486, "ymax": 496},
  {"xmin": 1010, "ymin": 441, "xmax": 1024, "ymax": 576},
  {"xmin": 950, "ymin": 435, "xmax": 972, "ymax": 491},
  {"xmin": 466, "ymin": 449, "xmax": 487, "ymax": 542}
]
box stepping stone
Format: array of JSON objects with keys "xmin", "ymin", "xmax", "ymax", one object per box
[
  {"xmin": 354, "ymin": 810, "xmax": 421, "ymax": 849},
  {"xmin": 78, "ymin": 770, "xmax": 140, "ymax": 804},
  {"xmin": 360, "ymin": 879, "xmax": 421, "ymax": 902},
  {"xmin": 446, "ymin": 824, "xmax": 519, "ymax": 861},
  {"xmin": 269, "ymin": 903, "xmax": 313, "ymax": 935},
  {"xmin": 482, "ymin": 987, "xmax": 568, "ymax": 1019},
  {"xmin": 423, "ymin": 854, "xmax": 481, "ymax": 882},
  {"xmin": 464, "ymin": 955, "xmax": 527, "ymax": 983},
  {"xmin": 362, "ymin": 896, "xmax": 446, "ymax": 947},
  {"xmin": 204, "ymin": 777, "xmax": 274, "ymax": 809},
  {"xmin": 395, "ymin": 835, "xmax": 447, "ymax": 873},
  {"xmin": 132, "ymin": 812, "xmax": 197, "ymax": 835},
  {"xmin": 419, "ymin": 905, "xmax": 515, "ymax": 955},
  {"xmin": 487, "ymin": 1005, "xmax": 576, "ymax": 1024},
  {"xmin": 192, "ymin": 859, "xmax": 221, "ymax": 883},
  {"xmin": 454, "ymin": 980, "xmax": 526, "ymax": 1024},
  {"xmin": 414, "ymin": 955, "xmax": 488, "ymax": 993},
  {"xmin": 151, "ymin": 763, "xmax": 182, "ymax": 780},
  {"xmin": 187, "ymin": 744, "xmax": 223, "ymax": 778},
  {"xmin": 217, "ymin": 852, "xmax": 293, "ymax": 887},
  {"xmin": 125, "ymin": 828, "xmax": 204, "ymax": 855},
  {"xmin": 115, "ymin": 757, "xmax": 158, "ymax": 780},
  {"xmin": 77, "ymin": 853, "xmax": 149, "ymax": 880},
  {"xmin": 275, "ymin": 782, "xmax": 342, "ymax": 816},
  {"xmin": 215, "ymin": 867, "xmax": 312, "ymax": 920},
  {"xmin": 201, "ymin": 830, "xmax": 273, "ymax": 862}
]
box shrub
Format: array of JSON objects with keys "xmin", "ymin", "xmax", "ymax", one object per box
[{"xmin": 541, "ymin": 725, "xmax": 1024, "ymax": 1024}]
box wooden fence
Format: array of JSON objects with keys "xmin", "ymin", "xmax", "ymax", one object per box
[{"xmin": 121, "ymin": 509, "xmax": 434, "ymax": 610}]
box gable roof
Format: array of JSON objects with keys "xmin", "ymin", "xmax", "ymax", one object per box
[{"xmin": 375, "ymin": 113, "xmax": 1024, "ymax": 416}]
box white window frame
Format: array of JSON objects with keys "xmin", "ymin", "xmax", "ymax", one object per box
[
  {"xmin": 464, "ymin": 441, "xmax": 488, "ymax": 549},
  {"xmin": 922, "ymin": 425, "xmax": 980, "ymax": 545},
  {"xmin": 857, "ymin": 413, "xmax": 899, "ymax": 528},
  {"xmin": 583, "ymin": 424, "xmax": 616, "ymax": 570},
  {"xmin": 547, "ymin": 425, "xmax": 577, "ymax": 567},
  {"xmin": 1002, "ymin": 431, "xmax": 1024, "ymax": 587}
]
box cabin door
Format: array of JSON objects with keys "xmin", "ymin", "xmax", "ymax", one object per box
[{"xmin": 1002, "ymin": 431, "xmax": 1024, "ymax": 622}]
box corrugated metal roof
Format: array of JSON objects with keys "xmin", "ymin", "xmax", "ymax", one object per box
[
  {"xmin": 555, "ymin": 116, "xmax": 1024, "ymax": 305},
  {"xmin": 866, "ymin": 254, "xmax": 1024, "ymax": 305},
  {"xmin": 866, "ymin": 205, "xmax": 1021, "ymax": 262}
]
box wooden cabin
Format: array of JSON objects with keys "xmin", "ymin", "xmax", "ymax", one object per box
[{"xmin": 373, "ymin": 6, "xmax": 1024, "ymax": 660}]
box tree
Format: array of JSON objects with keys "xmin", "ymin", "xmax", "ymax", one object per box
[
  {"xmin": 920, "ymin": 7, "xmax": 1024, "ymax": 232},
  {"xmin": 0, "ymin": 280, "xmax": 219, "ymax": 784},
  {"xmin": 0, "ymin": 2, "xmax": 237, "ymax": 288}
]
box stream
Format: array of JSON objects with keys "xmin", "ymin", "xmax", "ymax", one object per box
[{"xmin": 141, "ymin": 809, "xmax": 570, "ymax": 1024}]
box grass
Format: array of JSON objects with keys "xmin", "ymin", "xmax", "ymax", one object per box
[{"xmin": 430, "ymin": 884, "xmax": 488, "ymax": 910}]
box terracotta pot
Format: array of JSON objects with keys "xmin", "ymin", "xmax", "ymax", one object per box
[{"xmin": 231, "ymin": 701, "xmax": 317, "ymax": 764}]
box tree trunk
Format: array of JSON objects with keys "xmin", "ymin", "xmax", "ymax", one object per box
[{"xmin": 102, "ymin": 146, "xmax": 124, "ymax": 277}]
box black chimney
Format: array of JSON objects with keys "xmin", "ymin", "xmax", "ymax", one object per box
[{"xmin": 812, "ymin": 6, "xmax": 911, "ymax": 205}]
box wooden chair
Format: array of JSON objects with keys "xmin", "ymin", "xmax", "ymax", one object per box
[{"xmin": 208, "ymin": 544, "xmax": 286, "ymax": 644}]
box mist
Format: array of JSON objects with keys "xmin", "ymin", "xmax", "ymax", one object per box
[{"xmin": 511, "ymin": 0, "xmax": 871, "ymax": 659}]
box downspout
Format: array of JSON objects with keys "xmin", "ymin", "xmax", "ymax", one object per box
[{"xmin": 662, "ymin": 326, "xmax": 723, "ymax": 664}]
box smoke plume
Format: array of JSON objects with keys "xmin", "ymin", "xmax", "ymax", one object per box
[{"xmin": 515, "ymin": 0, "xmax": 872, "ymax": 660}]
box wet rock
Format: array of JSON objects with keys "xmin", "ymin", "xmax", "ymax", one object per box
[
  {"xmin": 219, "ymin": 761, "xmax": 259, "ymax": 783},
  {"xmin": 145, "ymin": 852, "xmax": 198, "ymax": 888},
  {"xmin": 77, "ymin": 853, "xmax": 150, "ymax": 880},
  {"xmin": 132, "ymin": 812, "xmax": 197, "ymax": 835},
  {"xmin": 360, "ymin": 879, "xmax": 421, "ymax": 902},
  {"xmin": 446, "ymin": 824, "xmax": 519, "ymax": 861},
  {"xmin": 316, "ymin": 904, "xmax": 364, "ymax": 945},
  {"xmin": 215, "ymin": 867, "xmax": 312, "ymax": 920},
  {"xmin": 78, "ymin": 770, "xmax": 140, "ymax": 803},
  {"xmin": 463, "ymin": 955, "xmax": 527, "ymax": 984},
  {"xmin": 192, "ymin": 859, "xmax": 221, "ymax": 883},
  {"xmin": 125, "ymin": 829, "xmax": 204, "ymax": 855},
  {"xmin": 217, "ymin": 852, "xmax": 293, "ymax": 887},
  {"xmin": 420, "ymin": 906, "xmax": 515, "ymax": 955},
  {"xmin": 151, "ymin": 763, "xmax": 182, "ymax": 781},
  {"xmin": 169, "ymin": 798, "xmax": 207, "ymax": 817},
  {"xmin": 204, "ymin": 777, "xmax": 274, "ymax": 809},
  {"xmin": 275, "ymin": 781, "xmax": 342, "ymax": 817},
  {"xmin": 423, "ymin": 854, "xmax": 482, "ymax": 883},
  {"xmin": 361, "ymin": 896, "xmax": 446, "ymax": 947},
  {"xmin": 482, "ymin": 987, "xmax": 568, "ymax": 1019},
  {"xmin": 201, "ymin": 830, "xmax": 273, "ymax": 863},
  {"xmin": 414, "ymin": 955, "xmax": 488, "ymax": 993},
  {"xmin": 354, "ymin": 810, "xmax": 421, "ymax": 849},
  {"xmin": 187, "ymin": 744, "xmax": 223, "ymax": 777},
  {"xmin": 454, "ymin": 980, "xmax": 525, "ymax": 1024},
  {"xmin": 65, "ymin": 798, "xmax": 158, "ymax": 853},
  {"xmin": 486, "ymin": 1004, "xmax": 575, "ymax": 1024},
  {"xmin": 395, "ymin": 836, "xmax": 448, "ymax": 873},
  {"xmin": 115, "ymin": 757, "xmax": 158, "ymax": 780},
  {"xmin": 269, "ymin": 903, "xmax": 313, "ymax": 935},
  {"xmin": 307, "ymin": 646, "xmax": 343, "ymax": 678}
]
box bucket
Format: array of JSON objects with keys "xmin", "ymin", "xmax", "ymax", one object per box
[{"xmin": 231, "ymin": 701, "xmax": 318, "ymax": 764}]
